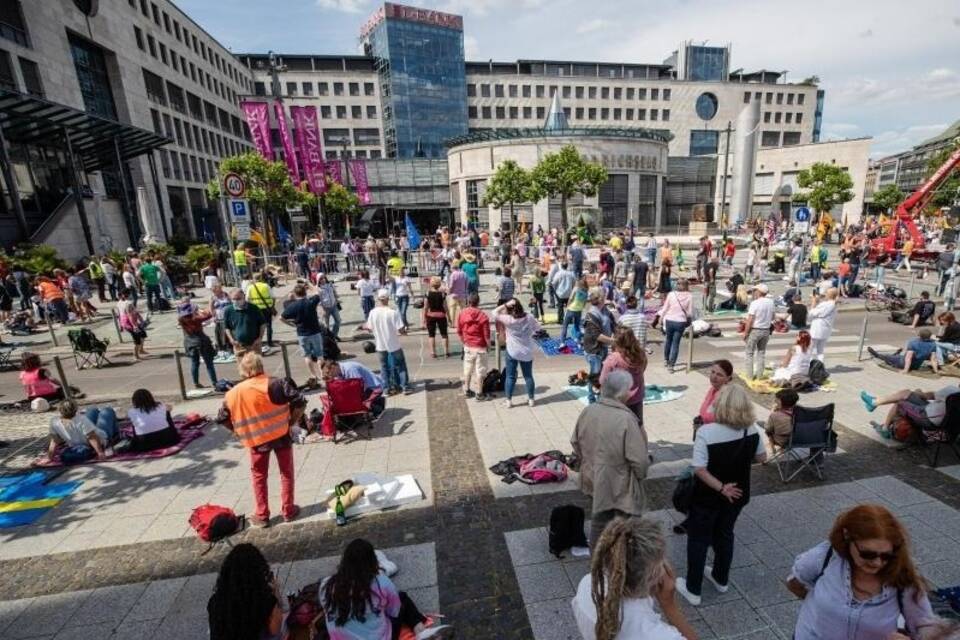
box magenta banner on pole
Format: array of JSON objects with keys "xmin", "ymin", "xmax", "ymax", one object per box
[
  {"xmin": 290, "ymin": 106, "xmax": 327, "ymax": 195},
  {"xmin": 240, "ymin": 101, "xmax": 274, "ymax": 161},
  {"xmin": 348, "ymin": 159, "xmax": 371, "ymax": 205},
  {"xmin": 326, "ymin": 160, "xmax": 342, "ymax": 185},
  {"xmin": 273, "ymin": 101, "xmax": 300, "ymax": 186}
]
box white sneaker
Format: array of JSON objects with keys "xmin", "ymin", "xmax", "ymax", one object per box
[
  {"xmin": 675, "ymin": 577, "xmax": 701, "ymax": 606},
  {"xmin": 502, "ymin": 399, "xmax": 512, "ymax": 408},
  {"xmin": 527, "ymin": 398, "xmax": 535, "ymax": 407},
  {"xmin": 704, "ymin": 565, "xmax": 729, "ymax": 593},
  {"xmin": 375, "ymin": 549, "xmax": 398, "ymax": 577}
]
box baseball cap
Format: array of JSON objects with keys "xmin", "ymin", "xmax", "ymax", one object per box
[
  {"xmin": 376, "ymin": 287, "xmax": 390, "ymax": 299},
  {"xmin": 749, "ymin": 283, "xmax": 769, "ymax": 294}
]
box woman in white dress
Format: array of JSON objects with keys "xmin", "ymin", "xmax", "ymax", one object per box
[{"xmin": 771, "ymin": 330, "xmax": 814, "ymax": 386}]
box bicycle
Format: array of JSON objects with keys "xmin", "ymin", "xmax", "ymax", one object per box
[{"xmin": 862, "ymin": 286, "xmax": 912, "ymax": 313}]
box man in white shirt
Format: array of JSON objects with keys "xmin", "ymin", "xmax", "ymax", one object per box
[
  {"xmin": 363, "ymin": 288, "xmax": 412, "ymax": 395},
  {"xmin": 742, "ymin": 283, "xmax": 776, "ymax": 379},
  {"xmin": 808, "ymin": 287, "xmax": 839, "ymax": 362}
]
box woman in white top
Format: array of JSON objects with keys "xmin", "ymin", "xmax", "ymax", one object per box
[
  {"xmin": 126, "ymin": 388, "xmax": 179, "ymax": 452},
  {"xmin": 771, "ymin": 330, "xmax": 814, "ymax": 385},
  {"xmin": 572, "ymin": 517, "xmax": 697, "ymax": 640},
  {"xmin": 494, "ymin": 298, "xmax": 540, "ymax": 408},
  {"xmin": 808, "ymin": 287, "xmax": 839, "ymax": 363}
]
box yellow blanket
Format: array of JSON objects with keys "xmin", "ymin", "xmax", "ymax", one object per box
[{"xmin": 737, "ymin": 373, "xmax": 837, "ymax": 395}]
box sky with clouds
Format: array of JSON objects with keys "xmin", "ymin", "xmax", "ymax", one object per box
[{"xmin": 179, "ymin": 0, "xmax": 960, "ymax": 158}]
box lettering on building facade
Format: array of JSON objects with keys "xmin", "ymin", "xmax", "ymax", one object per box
[{"xmin": 586, "ymin": 154, "xmax": 660, "ymax": 171}]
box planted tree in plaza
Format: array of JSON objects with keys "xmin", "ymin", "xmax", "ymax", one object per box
[
  {"xmin": 872, "ymin": 184, "xmax": 905, "ymax": 214},
  {"xmin": 320, "ymin": 181, "xmax": 362, "ymax": 233},
  {"xmin": 926, "ymin": 141, "xmax": 960, "ymax": 210},
  {"xmin": 529, "ymin": 145, "xmax": 607, "ymax": 237},
  {"xmin": 482, "ymin": 160, "xmax": 535, "ymax": 234},
  {"xmin": 793, "ymin": 162, "xmax": 854, "ymax": 218}
]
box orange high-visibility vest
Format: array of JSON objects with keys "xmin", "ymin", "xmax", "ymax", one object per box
[{"xmin": 224, "ymin": 374, "xmax": 290, "ymax": 448}]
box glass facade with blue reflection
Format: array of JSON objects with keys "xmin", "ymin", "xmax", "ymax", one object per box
[
  {"xmin": 365, "ymin": 17, "xmax": 467, "ymax": 159},
  {"xmin": 689, "ymin": 130, "xmax": 719, "ymax": 156},
  {"xmin": 813, "ymin": 89, "xmax": 825, "ymax": 142},
  {"xmin": 686, "ymin": 45, "xmax": 728, "ymax": 82}
]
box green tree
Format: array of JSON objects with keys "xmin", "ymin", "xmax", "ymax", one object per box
[
  {"xmin": 482, "ymin": 160, "xmax": 534, "ymax": 234},
  {"xmin": 925, "ymin": 142, "xmax": 960, "ymax": 210},
  {"xmin": 529, "ymin": 145, "xmax": 607, "ymax": 237},
  {"xmin": 320, "ymin": 180, "xmax": 362, "ymax": 231},
  {"xmin": 872, "ymin": 184, "xmax": 904, "ymax": 213},
  {"xmin": 793, "ymin": 162, "xmax": 854, "ymax": 215},
  {"xmin": 184, "ymin": 244, "xmax": 216, "ymax": 277}
]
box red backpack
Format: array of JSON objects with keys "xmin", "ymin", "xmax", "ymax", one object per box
[{"xmin": 189, "ymin": 504, "xmax": 244, "ymax": 551}]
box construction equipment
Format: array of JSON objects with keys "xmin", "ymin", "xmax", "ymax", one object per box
[{"xmin": 870, "ymin": 143, "xmax": 960, "ymax": 263}]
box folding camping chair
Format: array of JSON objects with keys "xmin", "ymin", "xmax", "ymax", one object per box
[
  {"xmin": 0, "ymin": 344, "xmax": 17, "ymax": 371},
  {"xmin": 326, "ymin": 378, "xmax": 374, "ymax": 443},
  {"xmin": 67, "ymin": 328, "xmax": 111, "ymax": 370},
  {"xmin": 917, "ymin": 393, "xmax": 960, "ymax": 468},
  {"xmin": 772, "ymin": 403, "xmax": 837, "ymax": 483}
]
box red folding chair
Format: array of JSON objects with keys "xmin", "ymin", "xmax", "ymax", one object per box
[{"xmin": 326, "ymin": 378, "xmax": 374, "ymax": 443}]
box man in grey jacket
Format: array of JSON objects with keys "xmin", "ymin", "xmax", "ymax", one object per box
[{"xmin": 571, "ymin": 369, "xmax": 650, "ymax": 547}]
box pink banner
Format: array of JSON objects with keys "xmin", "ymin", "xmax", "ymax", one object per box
[
  {"xmin": 240, "ymin": 101, "xmax": 274, "ymax": 161},
  {"xmin": 274, "ymin": 101, "xmax": 300, "ymax": 186},
  {"xmin": 348, "ymin": 159, "xmax": 371, "ymax": 205},
  {"xmin": 290, "ymin": 106, "xmax": 327, "ymax": 195},
  {"xmin": 326, "ymin": 160, "xmax": 342, "ymax": 185}
]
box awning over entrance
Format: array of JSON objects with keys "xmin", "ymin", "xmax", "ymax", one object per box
[{"xmin": 0, "ymin": 90, "xmax": 170, "ymax": 172}]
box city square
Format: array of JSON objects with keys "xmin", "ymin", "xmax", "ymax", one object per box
[{"xmin": 0, "ymin": 1, "xmax": 958, "ymax": 639}]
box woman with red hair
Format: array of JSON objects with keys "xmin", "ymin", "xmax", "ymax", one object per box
[
  {"xmin": 787, "ymin": 504, "xmax": 939, "ymax": 639},
  {"xmin": 771, "ymin": 329, "xmax": 813, "ymax": 386}
]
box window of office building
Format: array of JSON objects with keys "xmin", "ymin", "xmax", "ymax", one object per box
[
  {"xmin": 638, "ymin": 88, "xmax": 646, "ymax": 100},
  {"xmin": 354, "ymin": 128, "xmax": 380, "ymax": 146},
  {"xmin": 323, "ymin": 128, "xmax": 350, "ymax": 145},
  {"xmin": 481, "ymin": 106, "xmax": 491, "ymax": 119},
  {"xmin": 173, "ymin": 118, "xmax": 183, "ymax": 145},
  {"xmin": 467, "ymin": 84, "xmax": 475, "ymax": 97},
  {"xmin": 286, "ymin": 82, "xmax": 297, "ymax": 96},
  {"xmin": 367, "ymin": 105, "xmax": 377, "ymax": 119},
  {"xmin": 588, "ymin": 86, "xmax": 596, "ymax": 99},
  {"xmin": 783, "ymin": 131, "xmax": 801, "ymax": 145},
  {"xmin": 536, "ymin": 106, "xmax": 545, "ymax": 119},
  {"xmin": 651, "ymin": 88, "xmax": 659, "ymax": 100},
  {"xmin": 480, "ymin": 84, "xmax": 490, "ymax": 97},
  {"xmin": 613, "ymin": 108, "xmax": 621, "ymax": 120},
  {"xmin": 522, "ymin": 85, "xmax": 531, "ymax": 98},
  {"xmin": 302, "ymin": 82, "xmax": 313, "ymax": 96},
  {"xmin": 600, "ymin": 108, "xmax": 609, "ymax": 120},
  {"xmin": 774, "ymin": 112, "xmax": 782, "ymax": 123},
  {"xmin": 776, "ymin": 92, "xmax": 783, "ymax": 104},
  {"xmin": 588, "ymin": 108, "xmax": 596, "ymax": 120},
  {"xmin": 364, "ymin": 82, "xmax": 374, "ymax": 96},
  {"xmin": 146, "ymin": 34, "xmax": 156, "ymax": 58},
  {"xmin": 318, "ymin": 82, "xmax": 328, "ymax": 96},
  {"xmin": 19, "ymin": 57, "xmax": 42, "ymax": 97},
  {"xmin": 134, "ymin": 26, "xmax": 144, "ymax": 50},
  {"xmin": 743, "ymin": 91, "xmax": 750, "ymax": 103},
  {"xmin": 534, "ymin": 85, "xmax": 543, "ymax": 98},
  {"xmin": 562, "ymin": 86, "xmax": 571, "ymax": 99},
  {"xmin": 785, "ymin": 112, "xmax": 792, "ymax": 123},
  {"xmin": 763, "ymin": 111, "xmax": 771, "ymax": 123},
  {"xmin": 69, "ymin": 34, "xmax": 117, "ymax": 118},
  {"xmin": 494, "ymin": 84, "xmax": 504, "ymax": 97},
  {"xmin": 336, "ymin": 105, "xmax": 346, "ymax": 119},
  {"xmin": 796, "ymin": 112, "xmax": 803, "ymax": 124},
  {"xmin": 761, "ymin": 131, "xmax": 781, "ymax": 147},
  {"xmin": 575, "ymin": 86, "xmax": 584, "ymax": 99},
  {"xmin": 509, "ymin": 106, "xmax": 518, "ymax": 119},
  {"xmin": 663, "ymin": 88, "xmax": 671, "ymax": 101},
  {"xmin": 159, "ymin": 42, "xmax": 167, "ymax": 65},
  {"xmin": 254, "ymin": 81, "xmax": 265, "ymax": 96},
  {"xmin": 150, "ymin": 108, "xmax": 162, "ymax": 135},
  {"xmin": 468, "ymin": 105, "xmax": 477, "ymax": 118},
  {"xmin": 370, "ymin": 150, "xmax": 381, "ymax": 159},
  {"xmin": 509, "ymin": 85, "xmax": 518, "ymax": 97},
  {"xmin": 599, "ymin": 174, "xmax": 628, "ymax": 228},
  {"xmin": 638, "ymin": 108, "xmax": 646, "ymax": 120},
  {"xmin": 797, "ymin": 93, "xmax": 805, "ymax": 105},
  {"xmin": 466, "ymin": 179, "xmax": 487, "ymax": 227},
  {"xmin": 650, "ymin": 109, "xmax": 658, "ymax": 121},
  {"xmin": 575, "ymin": 107, "xmax": 584, "ymax": 119},
  {"xmin": 549, "ymin": 85, "xmax": 558, "ymax": 98},
  {"xmin": 334, "ymin": 82, "xmax": 343, "ymax": 96},
  {"xmin": 626, "ymin": 88, "xmax": 634, "ymax": 100},
  {"xmin": 349, "ymin": 82, "xmax": 359, "ymax": 96},
  {"xmin": 167, "ymin": 81, "xmax": 185, "ymax": 113},
  {"xmin": 320, "ymin": 105, "xmax": 331, "ymax": 118},
  {"xmin": 625, "ymin": 108, "xmax": 633, "ymax": 120},
  {"xmin": 614, "ymin": 87, "xmax": 621, "ymax": 100},
  {"xmin": 787, "ymin": 93, "xmax": 794, "ymax": 105},
  {"xmin": 495, "ymin": 106, "xmax": 505, "ymax": 119},
  {"xmin": 352, "ymin": 105, "xmax": 362, "ymax": 119},
  {"xmin": 662, "ymin": 109, "xmax": 670, "ymax": 121},
  {"xmin": 765, "ymin": 92, "xmax": 772, "ymax": 104},
  {"xmin": 601, "ymin": 87, "xmax": 609, "ymax": 99},
  {"xmin": 0, "ymin": 1, "xmax": 29, "ymax": 47},
  {"xmin": 689, "ymin": 130, "xmax": 718, "ymax": 156}
]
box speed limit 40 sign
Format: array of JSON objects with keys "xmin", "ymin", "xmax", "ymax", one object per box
[{"xmin": 223, "ymin": 172, "xmax": 246, "ymax": 198}]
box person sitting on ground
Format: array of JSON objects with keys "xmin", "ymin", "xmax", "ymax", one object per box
[
  {"xmin": 935, "ymin": 311, "xmax": 960, "ymax": 366},
  {"xmin": 126, "ymin": 388, "xmax": 180, "ymax": 452},
  {"xmin": 572, "ymin": 517, "xmax": 698, "ymax": 640},
  {"xmin": 891, "ymin": 290, "xmax": 935, "ymax": 327},
  {"xmin": 208, "ymin": 543, "xmax": 286, "ymax": 640},
  {"xmin": 771, "ymin": 330, "xmax": 814, "ymax": 387},
  {"xmin": 764, "ymin": 388, "xmax": 799, "ymax": 449},
  {"xmin": 320, "ymin": 538, "xmax": 451, "ymax": 639},
  {"xmin": 46, "ymin": 399, "xmax": 117, "ymax": 461},
  {"xmin": 318, "ymin": 359, "xmax": 386, "ymax": 440},
  {"xmin": 860, "ymin": 383, "xmax": 959, "ymax": 437},
  {"xmin": 20, "ymin": 352, "xmax": 65, "ymax": 402},
  {"xmin": 868, "ymin": 328, "xmax": 939, "ymax": 374}
]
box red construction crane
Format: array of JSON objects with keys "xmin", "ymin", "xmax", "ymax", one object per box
[{"xmin": 872, "ymin": 143, "xmax": 960, "ymax": 261}]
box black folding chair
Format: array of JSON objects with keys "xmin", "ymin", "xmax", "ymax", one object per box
[
  {"xmin": 67, "ymin": 328, "xmax": 111, "ymax": 370},
  {"xmin": 774, "ymin": 403, "xmax": 836, "ymax": 483},
  {"xmin": 918, "ymin": 393, "xmax": 960, "ymax": 468},
  {"xmin": 0, "ymin": 345, "xmax": 17, "ymax": 371}
]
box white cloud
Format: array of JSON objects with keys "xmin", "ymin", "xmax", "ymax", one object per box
[
  {"xmin": 825, "ymin": 68, "xmax": 960, "ymax": 108},
  {"xmin": 440, "ymin": 0, "xmax": 547, "ymax": 17},
  {"xmin": 464, "ymin": 35, "xmax": 480, "ymax": 59},
  {"xmin": 928, "ymin": 67, "xmax": 957, "ymax": 80},
  {"xmin": 869, "ymin": 124, "xmax": 948, "ymax": 158},
  {"xmin": 576, "ymin": 19, "xmax": 610, "ymax": 35},
  {"xmin": 315, "ymin": 0, "xmax": 368, "ymax": 13}
]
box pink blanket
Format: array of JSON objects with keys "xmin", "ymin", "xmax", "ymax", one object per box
[{"xmin": 32, "ymin": 415, "xmax": 210, "ymax": 468}]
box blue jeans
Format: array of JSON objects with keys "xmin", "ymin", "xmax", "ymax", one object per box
[
  {"xmin": 396, "ymin": 295, "xmax": 410, "ymax": 328},
  {"xmin": 573, "ymin": 261, "xmax": 583, "ymax": 279},
  {"xmin": 145, "ymin": 284, "xmax": 162, "ymax": 312},
  {"xmin": 323, "ymin": 305, "xmax": 340, "ymax": 338},
  {"xmin": 361, "ymin": 296, "xmax": 375, "ymax": 320},
  {"xmin": 189, "ymin": 348, "xmax": 218, "ymax": 386},
  {"xmin": 663, "ymin": 320, "xmax": 687, "ymax": 367},
  {"xmin": 378, "ymin": 349, "xmax": 410, "ymax": 392},
  {"xmin": 84, "ymin": 407, "xmax": 119, "ymax": 443},
  {"xmin": 560, "ymin": 310, "xmax": 582, "ymax": 342},
  {"xmin": 875, "ymin": 266, "xmax": 886, "ymax": 287},
  {"xmin": 504, "ymin": 353, "xmax": 535, "ymax": 400},
  {"xmin": 585, "ymin": 349, "xmax": 607, "ymax": 403}
]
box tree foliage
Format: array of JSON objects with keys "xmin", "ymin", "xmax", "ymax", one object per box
[
  {"xmin": 925, "ymin": 141, "xmax": 960, "ymax": 210},
  {"xmin": 793, "ymin": 162, "xmax": 854, "ymax": 214},
  {"xmin": 320, "ymin": 180, "xmax": 362, "ymax": 229},
  {"xmin": 185, "ymin": 244, "xmax": 216, "ymax": 274},
  {"xmin": 205, "ymin": 152, "xmax": 311, "ymax": 213},
  {"xmin": 7, "ymin": 245, "xmax": 66, "ymax": 274},
  {"xmin": 872, "ymin": 184, "xmax": 904, "ymax": 213},
  {"xmin": 482, "ymin": 160, "xmax": 535, "ymax": 233},
  {"xmin": 529, "ymin": 145, "xmax": 607, "ymax": 234}
]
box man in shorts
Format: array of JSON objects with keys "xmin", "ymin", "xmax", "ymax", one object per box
[{"xmin": 281, "ymin": 282, "xmax": 324, "ymax": 386}]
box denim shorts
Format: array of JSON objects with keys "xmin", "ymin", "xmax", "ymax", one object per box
[{"xmin": 298, "ymin": 333, "xmax": 324, "ymax": 361}]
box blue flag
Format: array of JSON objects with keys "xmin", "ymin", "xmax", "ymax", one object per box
[{"xmin": 405, "ymin": 213, "xmax": 421, "ymax": 250}]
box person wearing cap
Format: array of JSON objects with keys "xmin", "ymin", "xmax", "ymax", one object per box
[
  {"xmin": 868, "ymin": 328, "xmax": 940, "ymax": 374},
  {"xmin": 363, "ymin": 288, "xmax": 412, "ymax": 395},
  {"xmin": 742, "ymin": 283, "xmax": 775, "ymax": 380},
  {"xmin": 177, "ymin": 298, "xmax": 219, "ymax": 389},
  {"xmin": 461, "ymin": 253, "xmax": 479, "ymax": 296}
]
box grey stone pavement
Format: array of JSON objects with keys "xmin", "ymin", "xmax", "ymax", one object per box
[{"xmin": 1, "ymin": 251, "xmax": 959, "ymax": 639}]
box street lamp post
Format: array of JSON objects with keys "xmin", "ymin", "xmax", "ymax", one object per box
[{"xmin": 719, "ymin": 120, "xmax": 733, "ymax": 238}]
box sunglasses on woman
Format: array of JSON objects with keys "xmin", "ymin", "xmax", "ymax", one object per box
[{"xmin": 853, "ymin": 542, "xmax": 897, "ymax": 563}]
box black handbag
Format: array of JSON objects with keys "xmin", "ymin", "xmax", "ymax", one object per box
[{"xmin": 672, "ymin": 474, "xmax": 695, "ymax": 514}]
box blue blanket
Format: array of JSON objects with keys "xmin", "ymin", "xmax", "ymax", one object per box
[
  {"xmin": 565, "ymin": 384, "xmax": 684, "ymax": 406},
  {"xmin": 0, "ymin": 471, "xmax": 81, "ymax": 528},
  {"xmin": 536, "ymin": 336, "xmax": 584, "ymax": 357}
]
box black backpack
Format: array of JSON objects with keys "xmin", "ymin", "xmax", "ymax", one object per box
[
  {"xmin": 481, "ymin": 368, "xmax": 503, "ymax": 395},
  {"xmin": 549, "ymin": 504, "xmax": 588, "ymax": 558},
  {"xmin": 808, "ymin": 359, "xmax": 829, "ymax": 385},
  {"xmin": 319, "ymin": 326, "xmax": 341, "ymax": 361}
]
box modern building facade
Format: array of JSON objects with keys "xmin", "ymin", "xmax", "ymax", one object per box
[{"xmin": 0, "ymin": 0, "xmax": 254, "ymax": 257}]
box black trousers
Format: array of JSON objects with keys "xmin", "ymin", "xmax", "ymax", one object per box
[
  {"xmin": 685, "ymin": 502, "xmax": 743, "ymax": 595},
  {"xmin": 556, "ymin": 297, "xmax": 569, "ymax": 326},
  {"xmin": 391, "ymin": 591, "xmax": 427, "ymax": 639}
]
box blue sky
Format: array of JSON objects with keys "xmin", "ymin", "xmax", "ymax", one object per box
[{"xmin": 178, "ymin": 0, "xmax": 960, "ymax": 158}]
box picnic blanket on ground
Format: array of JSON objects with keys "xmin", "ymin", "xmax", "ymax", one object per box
[
  {"xmin": 31, "ymin": 414, "xmax": 210, "ymax": 468},
  {"xmin": 0, "ymin": 470, "xmax": 81, "ymax": 527},
  {"xmin": 737, "ymin": 373, "xmax": 838, "ymax": 395},
  {"xmin": 565, "ymin": 384, "xmax": 684, "ymax": 406},
  {"xmin": 876, "ymin": 360, "xmax": 960, "ymax": 379},
  {"xmin": 537, "ymin": 336, "xmax": 584, "ymax": 356}
]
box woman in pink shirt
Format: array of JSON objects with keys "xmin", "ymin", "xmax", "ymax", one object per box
[
  {"xmin": 599, "ymin": 327, "xmax": 647, "ymax": 424},
  {"xmin": 697, "ymin": 359, "xmax": 734, "ymax": 426},
  {"xmin": 656, "ymin": 278, "xmax": 694, "ymax": 371}
]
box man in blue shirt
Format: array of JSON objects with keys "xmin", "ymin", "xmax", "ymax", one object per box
[
  {"xmin": 868, "ymin": 328, "xmax": 939, "ymax": 374},
  {"xmin": 321, "ymin": 359, "xmax": 386, "ymax": 421},
  {"xmin": 280, "ymin": 283, "xmax": 323, "ymax": 385},
  {"xmin": 550, "ymin": 261, "xmax": 577, "ymax": 325}
]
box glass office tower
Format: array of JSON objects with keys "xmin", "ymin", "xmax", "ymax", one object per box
[{"xmin": 362, "ymin": 3, "xmax": 468, "ymax": 158}]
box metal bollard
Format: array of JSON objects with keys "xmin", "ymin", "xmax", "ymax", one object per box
[
  {"xmin": 46, "ymin": 317, "xmax": 58, "ymax": 347},
  {"xmin": 686, "ymin": 326, "xmax": 695, "ymax": 371},
  {"xmin": 908, "ymin": 271, "xmax": 917, "ymax": 298},
  {"xmin": 857, "ymin": 315, "xmax": 869, "ymax": 361},
  {"xmin": 280, "ymin": 342, "xmax": 292, "ymax": 380},
  {"xmin": 110, "ymin": 309, "xmax": 124, "ymax": 343},
  {"xmin": 173, "ymin": 350, "xmax": 188, "ymax": 401},
  {"xmin": 52, "ymin": 356, "xmax": 72, "ymax": 400}
]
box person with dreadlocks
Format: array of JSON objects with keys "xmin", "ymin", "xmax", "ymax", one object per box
[
  {"xmin": 208, "ymin": 543, "xmax": 286, "ymax": 640},
  {"xmin": 320, "ymin": 538, "xmax": 453, "ymax": 639},
  {"xmin": 571, "ymin": 517, "xmax": 698, "ymax": 639}
]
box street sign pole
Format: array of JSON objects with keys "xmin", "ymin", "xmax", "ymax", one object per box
[{"xmin": 219, "ymin": 195, "xmax": 238, "ymax": 286}]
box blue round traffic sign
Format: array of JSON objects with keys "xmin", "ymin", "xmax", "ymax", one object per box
[{"xmin": 795, "ymin": 207, "xmax": 811, "ymax": 222}]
